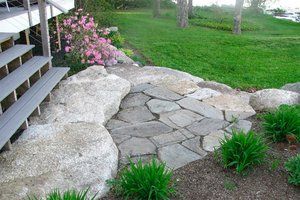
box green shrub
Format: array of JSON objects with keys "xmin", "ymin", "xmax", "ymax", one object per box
[
  {"xmin": 218, "ymin": 131, "xmax": 268, "ymax": 173},
  {"xmin": 109, "ymin": 159, "xmax": 176, "ymax": 200},
  {"xmin": 285, "ymin": 154, "xmax": 300, "ymax": 186},
  {"xmin": 27, "ymin": 188, "xmax": 96, "ymax": 200},
  {"xmin": 108, "ymin": 32, "xmax": 125, "ymax": 48},
  {"xmin": 120, "ymin": 48, "xmax": 134, "ymax": 58},
  {"xmin": 262, "ymin": 105, "xmax": 300, "ymax": 142}
]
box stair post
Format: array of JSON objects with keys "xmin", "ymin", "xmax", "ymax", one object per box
[{"xmin": 37, "ymin": 0, "xmax": 52, "ymax": 60}]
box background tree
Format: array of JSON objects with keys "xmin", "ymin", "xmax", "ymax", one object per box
[
  {"xmin": 188, "ymin": 0, "xmax": 193, "ymax": 18},
  {"xmin": 233, "ymin": 0, "xmax": 245, "ymax": 34},
  {"xmin": 246, "ymin": 0, "xmax": 267, "ymax": 12},
  {"xmin": 153, "ymin": 0, "xmax": 161, "ymax": 18},
  {"xmin": 177, "ymin": 0, "xmax": 189, "ymax": 28}
]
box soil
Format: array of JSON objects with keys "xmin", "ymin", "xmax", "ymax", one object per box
[{"xmin": 102, "ymin": 115, "xmax": 300, "ymax": 200}]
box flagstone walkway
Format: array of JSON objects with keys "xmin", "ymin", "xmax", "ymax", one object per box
[{"xmin": 106, "ymin": 81, "xmax": 254, "ymax": 169}]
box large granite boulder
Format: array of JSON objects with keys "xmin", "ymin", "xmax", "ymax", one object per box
[
  {"xmin": 31, "ymin": 65, "xmax": 131, "ymax": 125},
  {"xmin": 281, "ymin": 82, "xmax": 300, "ymax": 94},
  {"xmin": 0, "ymin": 65, "xmax": 131, "ymax": 199},
  {"xmin": 106, "ymin": 64, "xmax": 204, "ymax": 86},
  {"xmin": 203, "ymin": 94, "xmax": 256, "ymax": 121},
  {"xmin": 0, "ymin": 123, "xmax": 118, "ymax": 199},
  {"xmin": 250, "ymin": 89, "xmax": 299, "ymax": 111}
]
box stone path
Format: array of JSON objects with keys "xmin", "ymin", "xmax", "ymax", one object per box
[{"xmin": 106, "ymin": 83, "xmax": 254, "ymax": 170}]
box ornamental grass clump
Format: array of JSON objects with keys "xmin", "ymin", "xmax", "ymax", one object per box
[
  {"xmin": 285, "ymin": 154, "xmax": 300, "ymax": 186},
  {"xmin": 218, "ymin": 131, "xmax": 268, "ymax": 173},
  {"xmin": 61, "ymin": 9, "xmax": 120, "ymax": 66},
  {"xmin": 27, "ymin": 188, "xmax": 96, "ymax": 200},
  {"xmin": 262, "ymin": 105, "xmax": 300, "ymax": 143},
  {"xmin": 110, "ymin": 159, "xmax": 176, "ymax": 200}
]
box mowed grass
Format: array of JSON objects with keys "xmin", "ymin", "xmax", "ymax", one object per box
[{"xmin": 114, "ymin": 8, "xmax": 300, "ymax": 89}]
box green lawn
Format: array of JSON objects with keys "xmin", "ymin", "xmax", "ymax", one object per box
[{"xmin": 114, "ymin": 8, "xmax": 300, "ymax": 90}]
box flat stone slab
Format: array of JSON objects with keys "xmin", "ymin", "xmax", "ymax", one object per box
[
  {"xmin": 111, "ymin": 121, "xmax": 173, "ymax": 137},
  {"xmin": 203, "ymin": 94, "xmax": 256, "ymax": 121},
  {"xmin": 106, "ymin": 119, "xmax": 130, "ymax": 130},
  {"xmin": 187, "ymin": 118, "xmax": 229, "ymax": 136},
  {"xmin": 111, "ymin": 134, "xmax": 131, "ymax": 145},
  {"xmin": 119, "ymin": 137, "xmax": 156, "ymax": 157},
  {"xmin": 151, "ymin": 130, "xmax": 187, "ymax": 147},
  {"xmin": 203, "ymin": 130, "xmax": 230, "ymax": 152},
  {"xmin": 159, "ymin": 109, "xmax": 204, "ymax": 129},
  {"xmin": 177, "ymin": 97, "xmax": 224, "ymax": 120},
  {"xmin": 144, "ymin": 86, "xmax": 183, "ymax": 101},
  {"xmin": 186, "ymin": 88, "xmax": 222, "ymax": 101},
  {"xmin": 120, "ymin": 93, "xmax": 151, "ymax": 109},
  {"xmin": 158, "ymin": 144, "xmax": 202, "ymax": 169},
  {"xmin": 117, "ymin": 106, "xmax": 155, "ymax": 123},
  {"xmin": 130, "ymin": 83, "xmax": 155, "ymax": 93},
  {"xmin": 182, "ymin": 136, "xmax": 207, "ymax": 157},
  {"xmin": 146, "ymin": 99, "xmax": 180, "ymax": 114},
  {"xmin": 225, "ymin": 120, "xmax": 252, "ymax": 134}
]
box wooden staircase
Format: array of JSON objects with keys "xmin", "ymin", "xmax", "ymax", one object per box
[{"xmin": 0, "ymin": 32, "xmax": 69, "ymax": 151}]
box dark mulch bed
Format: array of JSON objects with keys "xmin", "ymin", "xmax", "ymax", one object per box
[
  {"xmin": 174, "ymin": 115, "xmax": 300, "ymax": 200},
  {"xmin": 102, "ymin": 115, "xmax": 300, "ymax": 200}
]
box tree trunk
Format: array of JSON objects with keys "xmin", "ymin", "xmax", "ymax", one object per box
[
  {"xmin": 188, "ymin": 0, "xmax": 193, "ymax": 18},
  {"xmin": 233, "ymin": 0, "xmax": 244, "ymax": 34},
  {"xmin": 177, "ymin": 0, "xmax": 189, "ymax": 28},
  {"xmin": 153, "ymin": 0, "xmax": 161, "ymax": 18}
]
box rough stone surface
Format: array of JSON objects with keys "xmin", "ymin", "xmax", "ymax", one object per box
[
  {"xmin": 250, "ymin": 89, "xmax": 299, "ymax": 111},
  {"xmin": 152, "ymin": 76, "xmax": 199, "ymax": 95},
  {"xmin": 203, "ymin": 94, "xmax": 256, "ymax": 121},
  {"xmin": 146, "ymin": 99, "xmax": 180, "ymax": 114},
  {"xmin": 130, "ymin": 83, "xmax": 154, "ymax": 93},
  {"xmin": 186, "ymin": 88, "xmax": 222, "ymax": 100},
  {"xmin": 119, "ymin": 137, "xmax": 156, "ymax": 157},
  {"xmin": 111, "ymin": 121, "xmax": 173, "ymax": 137},
  {"xmin": 203, "ymin": 130, "xmax": 230, "ymax": 152},
  {"xmin": 177, "ymin": 97, "xmax": 224, "ymax": 120},
  {"xmin": 120, "ymin": 93, "xmax": 151, "ymax": 109},
  {"xmin": 187, "ymin": 118, "xmax": 229, "ymax": 136},
  {"xmin": 31, "ymin": 65, "xmax": 131, "ymax": 125},
  {"xmin": 0, "ymin": 123, "xmax": 118, "ymax": 199},
  {"xmin": 151, "ymin": 130, "xmax": 187, "ymax": 147},
  {"xmin": 106, "ymin": 64, "xmax": 203, "ymax": 86},
  {"xmin": 144, "ymin": 86, "xmax": 183, "ymax": 101},
  {"xmin": 197, "ymin": 81, "xmax": 233, "ymax": 93},
  {"xmin": 281, "ymin": 82, "xmax": 300, "ymax": 94},
  {"xmin": 143, "ymin": 66, "xmax": 204, "ymax": 83},
  {"xmin": 225, "ymin": 120, "xmax": 252, "ymax": 134},
  {"xmin": 158, "ymin": 144, "xmax": 202, "ymax": 169},
  {"xmin": 117, "ymin": 106, "xmax": 155, "ymax": 123},
  {"xmin": 182, "ymin": 137, "xmax": 207, "ymax": 157},
  {"xmin": 106, "ymin": 119, "xmax": 130, "ymax": 130},
  {"xmin": 0, "ymin": 66, "xmax": 132, "ymax": 199}
]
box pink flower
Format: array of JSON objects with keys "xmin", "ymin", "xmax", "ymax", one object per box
[{"xmin": 65, "ymin": 46, "xmax": 71, "ymax": 52}]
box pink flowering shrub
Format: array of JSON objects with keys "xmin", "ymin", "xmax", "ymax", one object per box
[{"xmin": 60, "ymin": 9, "xmax": 119, "ymax": 66}]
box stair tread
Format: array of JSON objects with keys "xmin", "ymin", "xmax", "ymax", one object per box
[
  {"xmin": 0, "ymin": 33, "xmax": 14, "ymax": 44},
  {"xmin": 0, "ymin": 56, "xmax": 52, "ymax": 102},
  {"xmin": 0, "ymin": 44, "xmax": 35, "ymax": 68},
  {"xmin": 0, "ymin": 67, "xmax": 69, "ymax": 149}
]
